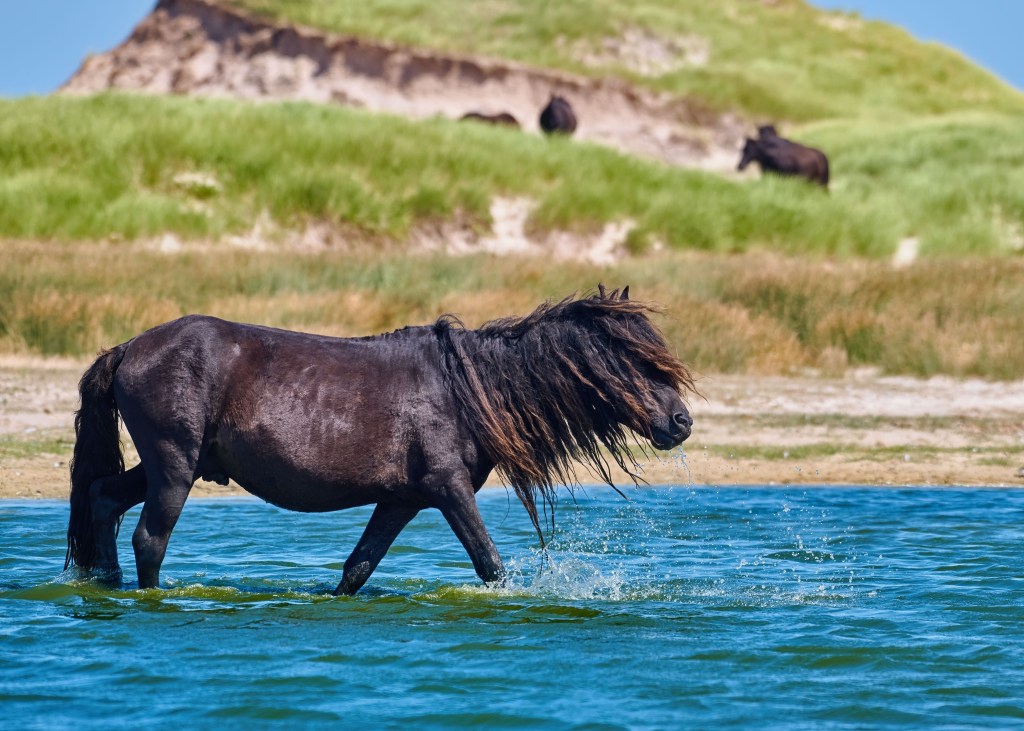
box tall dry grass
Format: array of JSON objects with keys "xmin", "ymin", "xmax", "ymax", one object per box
[{"xmin": 2, "ymin": 243, "xmax": 1022, "ymax": 379}]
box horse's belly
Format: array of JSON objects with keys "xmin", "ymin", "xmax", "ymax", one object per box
[
  {"xmin": 229, "ymin": 471, "xmax": 368, "ymax": 512},
  {"xmin": 209, "ymin": 431, "xmax": 412, "ymax": 513}
]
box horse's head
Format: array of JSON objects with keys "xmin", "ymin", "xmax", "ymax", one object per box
[
  {"xmin": 738, "ymin": 137, "xmax": 760, "ymax": 170},
  {"xmin": 443, "ymin": 285, "xmax": 697, "ymax": 520},
  {"xmin": 596, "ymin": 285, "xmax": 694, "ymax": 451}
]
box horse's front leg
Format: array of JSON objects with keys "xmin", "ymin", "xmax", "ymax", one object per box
[
  {"xmin": 437, "ymin": 484, "xmax": 506, "ymax": 586},
  {"xmin": 335, "ymin": 502, "xmax": 420, "ymax": 596}
]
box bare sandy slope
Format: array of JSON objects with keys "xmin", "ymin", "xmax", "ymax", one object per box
[
  {"xmin": 2, "ymin": 356, "xmax": 1021, "ymax": 501},
  {"xmin": 62, "ymin": 0, "xmax": 743, "ymax": 172}
]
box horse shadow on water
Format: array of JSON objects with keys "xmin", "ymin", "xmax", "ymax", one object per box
[{"xmin": 64, "ymin": 286, "xmax": 696, "ymax": 596}]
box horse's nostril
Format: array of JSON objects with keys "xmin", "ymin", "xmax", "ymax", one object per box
[{"xmin": 672, "ymin": 412, "xmax": 692, "ymax": 429}]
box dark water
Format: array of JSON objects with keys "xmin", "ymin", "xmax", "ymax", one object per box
[{"xmin": 2, "ymin": 486, "xmax": 1024, "ymax": 730}]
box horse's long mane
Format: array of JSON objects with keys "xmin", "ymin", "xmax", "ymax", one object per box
[{"xmin": 435, "ymin": 286, "xmax": 697, "ymax": 542}]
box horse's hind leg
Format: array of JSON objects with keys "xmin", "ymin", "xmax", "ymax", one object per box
[
  {"xmin": 90, "ymin": 464, "xmax": 147, "ymax": 584},
  {"xmin": 335, "ymin": 503, "xmax": 420, "ymax": 596},
  {"xmin": 132, "ymin": 452, "xmax": 196, "ymax": 589}
]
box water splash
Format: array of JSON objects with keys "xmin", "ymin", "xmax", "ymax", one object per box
[
  {"xmin": 501, "ymin": 483, "xmax": 870, "ymax": 606},
  {"xmin": 475, "ymin": 488, "xmax": 678, "ymax": 601},
  {"xmin": 498, "ymin": 550, "xmax": 640, "ymax": 601}
]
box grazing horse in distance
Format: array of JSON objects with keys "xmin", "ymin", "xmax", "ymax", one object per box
[
  {"xmin": 738, "ymin": 131, "xmax": 830, "ymax": 188},
  {"xmin": 539, "ymin": 94, "xmax": 578, "ymax": 135},
  {"xmin": 460, "ymin": 111, "xmax": 520, "ymax": 128},
  {"xmin": 65, "ymin": 287, "xmax": 695, "ymax": 595}
]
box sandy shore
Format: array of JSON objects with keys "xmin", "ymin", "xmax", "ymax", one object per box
[{"xmin": 1, "ymin": 355, "xmax": 1022, "ymax": 500}]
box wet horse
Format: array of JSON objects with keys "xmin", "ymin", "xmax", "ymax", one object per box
[{"xmin": 65, "ymin": 287, "xmax": 695, "ymax": 594}]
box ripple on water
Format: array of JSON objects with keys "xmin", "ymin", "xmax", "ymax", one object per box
[{"xmin": 2, "ymin": 488, "xmax": 1024, "ymax": 729}]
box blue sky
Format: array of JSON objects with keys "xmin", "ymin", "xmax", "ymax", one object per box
[
  {"xmin": 0, "ymin": 1, "xmax": 1021, "ymax": 97},
  {"xmin": 810, "ymin": 0, "xmax": 1024, "ymax": 92},
  {"xmin": 0, "ymin": 1, "xmax": 153, "ymax": 96}
]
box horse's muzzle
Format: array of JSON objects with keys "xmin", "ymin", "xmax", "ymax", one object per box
[
  {"xmin": 671, "ymin": 411, "xmax": 693, "ymax": 442},
  {"xmin": 651, "ymin": 411, "xmax": 692, "ymax": 449}
]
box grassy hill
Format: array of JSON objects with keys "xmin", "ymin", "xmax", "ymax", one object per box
[
  {"xmin": 1, "ymin": 95, "xmax": 1022, "ymax": 257},
  {"xmin": 228, "ymin": 0, "xmax": 1024, "ymax": 121}
]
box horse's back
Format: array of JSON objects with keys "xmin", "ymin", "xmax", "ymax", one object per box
[{"xmin": 114, "ymin": 314, "xmax": 424, "ymax": 425}]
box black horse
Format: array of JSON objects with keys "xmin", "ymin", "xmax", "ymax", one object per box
[
  {"xmin": 737, "ymin": 131, "xmax": 830, "ymax": 188},
  {"xmin": 460, "ymin": 111, "xmax": 520, "ymax": 128},
  {"xmin": 65, "ymin": 287, "xmax": 695, "ymax": 594},
  {"xmin": 539, "ymin": 95, "xmax": 577, "ymax": 135}
]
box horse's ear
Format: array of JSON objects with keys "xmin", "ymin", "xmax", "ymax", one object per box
[
  {"xmin": 598, "ymin": 283, "xmax": 607, "ymax": 298},
  {"xmin": 620, "ymin": 286, "xmax": 630, "ymax": 301}
]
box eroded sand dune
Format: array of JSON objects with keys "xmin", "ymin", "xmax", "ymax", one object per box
[{"xmin": 63, "ymin": 0, "xmax": 744, "ymax": 172}]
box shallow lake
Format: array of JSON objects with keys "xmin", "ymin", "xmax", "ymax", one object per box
[{"xmin": 2, "ymin": 486, "xmax": 1023, "ymax": 729}]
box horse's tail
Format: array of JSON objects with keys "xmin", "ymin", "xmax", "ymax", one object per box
[{"xmin": 66, "ymin": 342, "xmax": 131, "ymax": 571}]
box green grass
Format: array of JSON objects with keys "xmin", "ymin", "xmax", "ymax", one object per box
[
  {"xmin": 228, "ymin": 0, "xmax": 1024, "ymax": 121},
  {"xmin": 0, "ymin": 433, "xmax": 72, "ymax": 460},
  {"xmin": 807, "ymin": 113, "xmax": 1024, "ymax": 256},
  {"xmin": 1, "ymin": 95, "xmax": 1023, "ymax": 258}
]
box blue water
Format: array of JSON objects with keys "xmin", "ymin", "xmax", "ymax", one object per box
[{"xmin": 2, "ymin": 486, "xmax": 1024, "ymax": 729}]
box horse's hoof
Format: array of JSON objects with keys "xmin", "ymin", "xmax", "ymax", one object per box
[
  {"xmin": 92, "ymin": 566, "xmax": 123, "ymax": 588},
  {"xmin": 483, "ymin": 574, "xmax": 510, "ymax": 591}
]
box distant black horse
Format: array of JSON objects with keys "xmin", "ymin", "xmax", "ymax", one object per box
[
  {"xmin": 738, "ymin": 131, "xmax": 829, "ymax": 188},
  {"xmin": 460, "ymin": 111, "xmax": 520, "ymax": 128},
  {"xmin": 539, "ymin": 95, "xmax": 577, "ymax": 135},
  {"xmin": 66, "ymin": 287, "xmax": 695, "ymax": 594}
]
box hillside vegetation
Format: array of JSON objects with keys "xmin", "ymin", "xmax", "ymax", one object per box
[
  {"xmin": 229, "ymin": 0, "xmax": 1024, "ymax": 121},
  {"xmin": 1, "ymin": 95, "xmax": 1022, "ymax": 257}
]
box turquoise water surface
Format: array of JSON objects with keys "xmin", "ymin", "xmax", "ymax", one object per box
[{"xmin": 2, "ymin": 486, "xmax": 1023, "ymax": 729}]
